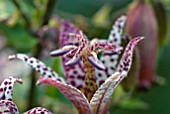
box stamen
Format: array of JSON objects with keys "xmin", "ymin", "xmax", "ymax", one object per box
[
  {"xmin": 50, "ymin": 45, "xmax": 77, "ymax": 56},
  {"xmin": 65, "ymin": 56, "xmax": 81, "ymax": 66}
]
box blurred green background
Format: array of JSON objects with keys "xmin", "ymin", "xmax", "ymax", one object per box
[{"xmin": 0, "ymin": 0, "xmax": 170, "ymax": 114}]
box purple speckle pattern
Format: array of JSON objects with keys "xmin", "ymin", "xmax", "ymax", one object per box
[
  {"xmin": 0, "ymin": 77, "xmax": 22, "ymax": 101},
  {"xmin": 89, "ymin": 39, "xmax": 122, "ymax": 54},
  {"xmin": 58, "ymin": 20, "xmax": 86, "ymax": 90},
  {"xmin": 38, "ymin": 77, "xmax": 91, "ymax": 114},
  {"xmin": 8, "ymin": 54, "xmax": 65, "ymax": 83},
  {"xmin": 0, "ymin": 100, "xmax": 19, "ymax": 114},
  {"xmin": 53, "ymin": 19, "xmax": 123, "ymax": 90},
  {"xmin": 96, "ymin": 16, "xmax": 127, "ymax": 86},
  {"xmin": 90, "ymin": 72, "xmax": 121, "ymax": 114},
  {"xmin": 90, "ymin": 37, "xmax": 144, "ymax": 114},
  {"xmin": 24, "ymin": 107, "xmax": 52, "ymax": 114},
  {"xmin": 0, "ymin": 77, "xmax": 21, "ymax": 114},
  {"xmin": 117, "ymin": 37, "xmax": 144, "ymax": 75}
]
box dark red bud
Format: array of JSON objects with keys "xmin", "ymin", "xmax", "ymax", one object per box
[{"xmin": 126, "ymin": 0, "xmax": 158, "ymax": 89}]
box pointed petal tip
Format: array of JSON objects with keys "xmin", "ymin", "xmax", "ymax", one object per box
[
  {"xmin": 36, "ymin": 76, "xmax": 44, "ymax": 85},
  {"xmin": 120, "ymin": 15, "xmax": 127, "ymax": 20},
  {"xmin": 141, "ymin": 36, "xmax": 145, "ymax": 40},
  {"xmin": 88, "ymin": 56, "xmax": 106, "ymax": 70},
  {"xmin": 9, "ymin": 76, "xmax": 23, "ymax": 84},
  {"xmin": 8, "ymin": 54, "xmax": 17, "ymax": 60},
  {"xmin": 15, "ymin": 78, "xmax": 23, "ymax": 84},
  {"xmin": 132, "ymin": 36, "xmax": 145, "ymax": 45},
  {"xmin": 135, "ymin": 36, "xmax": 145, "ymax": 41}
]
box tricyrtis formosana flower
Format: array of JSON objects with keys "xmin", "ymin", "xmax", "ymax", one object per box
[
  {"xmin": 9, "ymin": 16, "xmax": 144, "ymax": 114},
  {"xmin": 0, "ymin": 77, "xmax": 52, "ymax": 114},
  {"xmin": 50, "ymin": 16, "xmax": 125, "ymax": 101}
]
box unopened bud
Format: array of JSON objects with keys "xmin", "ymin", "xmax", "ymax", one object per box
[{"xmin": 126, "ymin": 0, "xmax": 158, "ymax": 89}]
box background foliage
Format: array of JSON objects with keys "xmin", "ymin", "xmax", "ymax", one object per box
[{"xmin": 0, "ymin": 0, "xmax": 170, "ymax": 114}]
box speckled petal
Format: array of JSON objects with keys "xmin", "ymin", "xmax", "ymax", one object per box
[
  {"xmin": 108, "ymin": 15, "xmax": 127, "ymax": 43},
  {"xmin": 59, "ymin": 20, "xmax": 86, "ymax": 90},
  {"xmin": 0, "ymin": 100, "xmax": 19, "ymax": 114},
  {"xmin": 89, "ymin": 39, "xmax": 122, "ymax": 54},
  {"xmin": 0, "ymin": 77, "xmax": 22, "ymax": 101},
  {"xmin": 117, "ymin": 37, "xmax": 144, "ymax": 75},
  {"xmin": 90, "ymin": 72, "xmax": 121, "ymax": 114},
  {"xmin": 59, "ymin": 20, "xmax": 84, "ymax": 47},
  {"xmin": 95, "ymin": 16, "xmax": 127, "ymax": 86},
  {"xmin": 8, "ymin": 54, "xmax": 65, "ymax": 83},
  {"xmin": 24, "ymin": 107, "xmax": 52, "ymax": 114},
  {"xmin": 88, "ymin": 39, "xmax": 122, "ymax": 71},
  {"xmin": 37, "ymin": 77, "xmax": 91, "ymax": 114},
  {"xmin": 90, "ymin": 37, "xmax": 144, "ymax": 114}
]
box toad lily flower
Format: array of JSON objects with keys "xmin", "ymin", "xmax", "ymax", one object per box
[
  {"xmin": 8, "ymin": 37, "xmax": 143, "ymax": 114},
  {"xmin": 9, "ymin": 16, "xmax": 144, "ymax": 114},
  {"xmin": 50, "ymin": 16, "xmax": 126, "ymax": 101},
  {"xmin": 0, "ymin": 76, "xmax": 52, "ymax": 114},
  {"xmin": 9, "ymin": 17, "xmax": 143, "ymax": 114}
]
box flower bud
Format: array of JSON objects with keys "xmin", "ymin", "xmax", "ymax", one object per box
[{"xmin": 126, "ymin": 0, "xmax": 158, "ymax": 89}]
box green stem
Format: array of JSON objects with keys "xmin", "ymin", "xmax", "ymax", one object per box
[
  {"xmin": 26, "ymin": 0, "xmax": 57, "ymax": 110},
  {"xmin": 27, "ymin": 43, "xmax": 42, "ymax": 110},
  {"xmin": 41, "ymin": 0, "xmax": 57, "ymax": 26}
]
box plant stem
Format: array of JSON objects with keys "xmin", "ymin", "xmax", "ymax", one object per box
[
  {"xmin": 41, "ymin": 0, "xmax": 57, "ymax": 26},
  {"xmin": 26, "ymin": 0, "xmax": 57, "ymax": 110},
  {"xmin": 27, "ymin": 43, "xmax": 42, "ymax": 110},
  {"xmin": 12, "ymin": 0, "xmax": 57, "ymax": 110}
]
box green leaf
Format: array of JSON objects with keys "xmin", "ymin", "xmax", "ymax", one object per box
[
  {"xmin": 0, "ymin": 1, "xmax": 15, "ymax": 20},
  {"xmin": 0, "ymin": 24, "xmax": 38, "ymax": 52},
  {"xmin": 119, "ymin": 98, "xmax": 149, "ymax": 110},
  {"xmin": 52, "ymin": 57, "xmax": 65, "ymax": 77},
  {"xmin": 55, "ymin": 0, "xmax": 133, "ymax": 18}
]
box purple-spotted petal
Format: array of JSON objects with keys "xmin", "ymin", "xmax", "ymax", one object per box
[
  {"xmin": 89, "ymin": 39, "xmax": 123, "ymax": 54},
  {"xmin": 95, "ymin": 16, "xmax": 127, "ymax": 86},
  {"xmin": 37, "ymin": 77, "xmax": 91, "ymax": 114},
  {"xmin": 117, "ymin": 37, "xmax": 144, "ymax": 74},
  {"xmin": 0, "ymin": 77, "xmax": 22, "ymax": 101},
  {"xmin": 65, "ymin": 55, "xmax": 81, "ymax": 66},
  {"xmin": 24, "ymin": 107, "xmax": 52, "ymax": 114},
  {"xmin": 59, "ymin": 20, "xmax": 86, "ymax": 90},
  {"xmin": 0, "ymin": 100, "xmax": 19, "ymax": 114},
  {"xmin": 8, "ymin": 54, "xmax": 65, "ymax": 83},
  {"xmin": 50, "ymin": 45, "xmax": 77, "ymax": 56},
  {"xmin": 108, "ymin": 15, "xmax": 127, "ymax": 44},
  {"xmin": 90, "ymin": 72, "xmax": 122, "ymax": 114},
  {"xmin": 90, "ymin": 37, "xmax": 144, "ymax": 114},
  {"xmin": 88, "ymin": 54, "xmax": 105, "ymax": 70},
  {"xmin": 88, "ymin": 39, "xmax": 122, "ymax": 72},
  {"xmin": 62, "ymin": 57, "xmax": 85, "ymax": 90},
  {"xmin": 66, "ymin": 33, "xmax": 88, "ymax": 59},
  {"xmin": 60, "ymin": 20, "xmax": 85, "ymax": 47}
]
